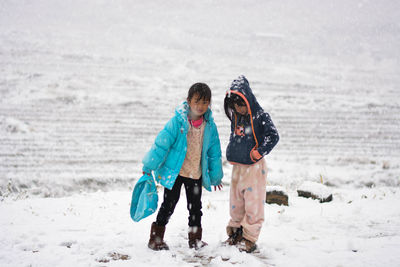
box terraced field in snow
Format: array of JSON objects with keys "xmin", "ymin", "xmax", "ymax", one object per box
[{"xmin": 1, "ymin": 66, "xmax": 399, "ymax": 197}]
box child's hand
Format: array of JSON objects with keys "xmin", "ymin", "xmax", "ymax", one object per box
[
  {"xmin": 214, "ymin": 184, "xmax": 223, "ymax": 191},
  {"xmin": 250, "ymin": 149, "xmax": 262, "ymax": 161},
  {"xmin": 142, "ymin": 166, "xmax": 152, "ymax": 177}
]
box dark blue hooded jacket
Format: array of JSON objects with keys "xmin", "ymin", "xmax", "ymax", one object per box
[{"xmin": 225, "ymin": 75, "xmax": 279, "ymax": 165}]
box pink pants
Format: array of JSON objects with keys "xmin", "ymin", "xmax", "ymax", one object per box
[{"xmin": 228, "ymin": 159, "xmax": 267, "ymax": 243}]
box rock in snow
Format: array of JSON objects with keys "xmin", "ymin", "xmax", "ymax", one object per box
[
  {"xmin": 266, "ymin": 185, "xmax": 289, "ymax": 206},
  {"xmin": 297, "ymin": 181, "xmax": 333, "ymax": 203}
]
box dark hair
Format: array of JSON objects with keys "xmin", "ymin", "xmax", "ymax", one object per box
[
  {"xmin": 224, "ymin": 93, "xmax": 246, "ymax": 120},
  {"xmin": 187, "ymin": 83, "xmax": 211, "ymax": 103}
]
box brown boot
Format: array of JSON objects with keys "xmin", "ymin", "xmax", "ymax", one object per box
[
  {"xmin": 237, "ymin": 237, "xmax": 257, "ymax": 253},
  {"xmin": 148, "ymin": 222, "xmax": 169, "ymax": 251},
  {"xmin": 222, "ymin": 226, "xmax": 243, "ymax": 246},
  {"xmin": 188, "ymin": 226, "xmax": 208, "ymax": 249}
]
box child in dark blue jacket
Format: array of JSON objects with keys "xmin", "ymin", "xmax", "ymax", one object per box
[
  {"xmin": 143, "ymin": 83, "xmax": 223, "ymax": 250},
  {"xmin": 223, "ymin": 75, "xmax": 279, "ymax": 253}
]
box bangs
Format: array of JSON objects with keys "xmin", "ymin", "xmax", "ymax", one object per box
[
  {"xmin": 227, "ymin": 93, "xmax": 246, "ymax": 107},
  {"xmin": 188, "ymin": 83, "xmax": 212, "ymax": 102}
]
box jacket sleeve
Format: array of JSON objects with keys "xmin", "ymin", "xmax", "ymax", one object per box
[
  {"xmin": 207, "ymin": 123, "xmax": 224, "ymax": 185},
  {"xmin": 142, "ymin": 117, "xmax": 178, "ymax": 173},
  {"xmin": 256, "ymin": 112, "xmax": 279, "ymax": 157}
]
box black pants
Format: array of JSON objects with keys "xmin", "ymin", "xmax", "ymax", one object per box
[{"xmin": 156, "ymin": 175, "xmax": 203, "ymax": 227}]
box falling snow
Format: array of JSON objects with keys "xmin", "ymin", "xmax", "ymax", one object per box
[{"xmin": 1, "ymin": 0, "xmax": 400, "ymax": 267}]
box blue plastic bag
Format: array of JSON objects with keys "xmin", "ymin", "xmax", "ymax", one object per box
[{"xmin": 130, "ymin": 174, "xmax": 158, "ymax": 222}]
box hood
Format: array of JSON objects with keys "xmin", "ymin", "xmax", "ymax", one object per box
[{"xmin": 227, "ymin": 75, "xmax": 263, "ymax": 117}]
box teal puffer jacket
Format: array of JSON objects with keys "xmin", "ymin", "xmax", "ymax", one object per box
[{"xmin": 142, "ymin": 101, "xmax": 223, "ymax": 192}]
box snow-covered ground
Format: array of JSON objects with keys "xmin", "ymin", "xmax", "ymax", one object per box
[
  {"xmin": 1, "ymin": 188, "xmax": 400, "ymax": 267},
  {"xmin": 1, "ymin": 0, "xmax": 400, "ymax": 266}
]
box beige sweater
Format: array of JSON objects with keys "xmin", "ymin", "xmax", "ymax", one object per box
[{"xmin": 179, "ymin": 121, "xmax": 205, "ymax": 179}]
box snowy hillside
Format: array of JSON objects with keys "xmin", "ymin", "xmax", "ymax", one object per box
[{"xmin": 1, "ymin": 0, "xmax": 400, "ymax": 266}]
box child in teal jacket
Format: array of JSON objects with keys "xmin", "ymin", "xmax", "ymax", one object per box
[{"xmin": 143, "ymin": 83, "xmax": 223, "ymax": 250}]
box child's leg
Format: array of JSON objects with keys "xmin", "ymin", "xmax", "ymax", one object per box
[
  {"xmin": 228, "ymin": 164, "xmax": 246, "ymax": 229},
  {"xmin": 241, "ymin": 159, "xmax": 268, "ymax": 243},
  {"xmin": 156, "ymin": 175, "xmax": 184, "ymax": 226},
  {"xmin": 183, "ymin": 176, "xmax": 203, "ymax": 227},
  {"xmin": 183, "ymin": 176, "xmax": 207, "ymax": 248}
]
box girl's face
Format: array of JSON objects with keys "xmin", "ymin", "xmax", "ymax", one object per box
[
  {"xmin": 188, "ymin": 93, "xmax": 210, "ymax": 118},
  {"xmin": 234, "ymin": 103, "xmax": 248, "ymax": 115}
]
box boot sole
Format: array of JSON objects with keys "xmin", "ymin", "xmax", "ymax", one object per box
[{"xmin": 148, "ymin": 244, "xmax": 169, "ymax": 251}]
